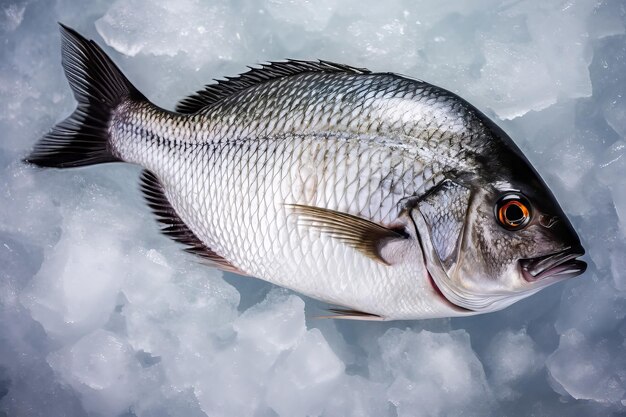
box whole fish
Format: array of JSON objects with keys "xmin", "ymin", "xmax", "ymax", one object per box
[{"xmin": 26, "ymin": 25, "xmax": 587, "ymax": 320}]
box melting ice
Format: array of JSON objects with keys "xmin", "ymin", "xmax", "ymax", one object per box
[{"xmin": 1, "ymin": 0, "xmax": 625, "ymax": 416}]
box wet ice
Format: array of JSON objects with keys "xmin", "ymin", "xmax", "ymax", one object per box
[{"xmin": 1, "ymin": 0, "xmax": 626, "ymax": 416}]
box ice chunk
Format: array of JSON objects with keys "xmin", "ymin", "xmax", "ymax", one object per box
[
  {"xmin": 47, "ymin": 329, "xmax": 142, "ymax": 416},
  {"xmin": 94, "ymin": 0, "xmax": 254, "ymax": 108},
  {"xmin": 318, "ymin": 0, "xmax": 596, "ymax": 119},
  {"xmin": 602, "ymin": 99, "xmax": 626, "ymax": 141},
  {"xmin": 484, "ymin": 329, "xmax": 543, "ymax": 400},
  {"xmin": 320, "ymin": 375, "xmax": 389, "ymax": 417},
  {"xmin": 234, "ymin": 289, "xmax": 306, "ymax": 353},
  {"xmin": 379, "ymin": 328, "xmax": 492, "ymax": 417},
  {"xmin": 548, "ymin": 270, "xmax": 626, "ymax": 406},
  {"xmin": 590, "ymin": 35, "xmax": 626, "ymax": 139},
  {"xmin": 20, "ymin": 190, "xmax": 131, "ymax": 343},
  {"xmin": 609, "ymin": 245, "xmax": 626, "ymax": 292},
  {"xmin": 96, "ymin": 0, "xmax": 244, "ymax": 67},
  {"xmin": 119, "ymin": 249, "xmax": 243, "ymax": 414},
  {"xmin": 554, "ymin": 275, "xmax": 626, "ymax": 339},
  {"xmin": 121, "ymin": 288, "xmax": 310, "ymax": 417},
  {"xmin": 0, "ymin": 232, "xmax": 88, "ymax": 417},
  {"xmin": 190, "ymin": 292, "xmax": 306, "ymax": 416},
  {"xmin": 467, "ymin": 1, "xmax": 594, "ymax": 119},
  {"xmin": 598, "ymin": 141, "xmax": 626, "ymax": 241},
  {"xmin": 266, "ymin": 328, "xmax": 344, "ymax": 417},
  {"xmin": 547, "ymin": 328, "xmax": 626, "ymax": 404}
]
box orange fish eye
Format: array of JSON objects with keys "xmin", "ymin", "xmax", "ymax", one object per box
[{"xmin": 495, "ymin": 194, "xmax": 532, "ymax": 230}]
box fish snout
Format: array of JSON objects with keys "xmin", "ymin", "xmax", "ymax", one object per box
[{"xmin": 519, "ymin": 245, "xmax": 586, "ymax": 282}]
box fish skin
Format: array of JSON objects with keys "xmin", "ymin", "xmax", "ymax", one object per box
[
  {"xmin": 110, "ymin": 76, "xmax": 480, "ymax": 319},
  {"xmin": 113, "ymin": 72, "xmax": 484, "ymax": 226},
  {"xmin": 26, "ymin": 26, "xmax": 587, "ymax": 320}
]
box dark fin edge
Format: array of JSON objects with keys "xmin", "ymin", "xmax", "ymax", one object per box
[
  {"xmin": 317, "ymin": 307, "xmax": 384, "ymax": 321},
  {"xmin": 139, "ymin": 170, "xmax": 245, "ymax": 275},
  {"xmin": 286, "ymin": 204, "xmax": 407, "ymax": 265},
  {"xmin": 175, "ymin": 59, "xmax": 372, "ymax": 114},
  {"xmin": 24, "ymin": 24, "xmax": 144, "ymax": 168}
]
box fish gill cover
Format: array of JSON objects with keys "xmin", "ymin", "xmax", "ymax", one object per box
[{"xmin": 0, "ymin": 0, "xmax": 625, "ymax": 416}]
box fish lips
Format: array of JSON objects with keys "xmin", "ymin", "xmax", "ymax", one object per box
[{"xmin": 519, "ymin": 246, "xmax": 587, "ymax": 282}]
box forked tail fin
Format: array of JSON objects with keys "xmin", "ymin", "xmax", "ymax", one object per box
[{"xmin": 24, "ymin": 24, "xmax": 145, "ymax": 168}]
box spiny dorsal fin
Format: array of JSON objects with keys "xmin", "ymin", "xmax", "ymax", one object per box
[
  {"xmin": 286, "ymin": 204, "xmax": 407, "ymax": 265},
  {"xmin": 139, "ymin": 170, "xmax": 244, "ymax": 275},
  {"xmin": 175, "ymin": 59, "xmax": 371, "ymax": 114},
  {"xmin": 317, "ymin": 307, "xmax": 384, "ymax": 321}
]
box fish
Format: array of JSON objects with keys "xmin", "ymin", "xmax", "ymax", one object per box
[{"xmin": 24, "ymin": 25, "xmax": 587, "ymax": 321}]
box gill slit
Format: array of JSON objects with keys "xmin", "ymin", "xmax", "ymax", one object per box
[{"xmin": 407, "ymin": 211, "xmax": 471, "ymax": 313}]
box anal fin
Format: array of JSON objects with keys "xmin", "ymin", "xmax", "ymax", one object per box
[
  {"xmin": 139, "ymin": 170, "xmax": 244, "ymax": 275},
  {"xmin": 317, "ymin": 307, "xmax": 384, "ymax": 321}
]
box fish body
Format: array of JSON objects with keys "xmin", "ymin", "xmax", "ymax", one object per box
[
  {"xmin": 26, "ymin": 26, "xmax": 587, "ymax": 320},
  {"xmin": 115, "ymin": 75, "xmax": 481, "ymax": 319}
]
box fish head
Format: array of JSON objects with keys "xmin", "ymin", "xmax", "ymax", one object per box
[{"xmin": 411, "ymin": 158, "xmax": 586, "ymax": 314}]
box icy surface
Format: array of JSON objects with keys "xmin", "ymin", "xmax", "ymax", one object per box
[{"xmin": 1, "ymin": 0, "xmax": 626, "ymax": 416}]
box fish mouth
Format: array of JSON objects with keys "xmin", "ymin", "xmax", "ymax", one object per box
[{"xmin": 519, "ymin": 246, "xmax": 587, "ymax": 282}]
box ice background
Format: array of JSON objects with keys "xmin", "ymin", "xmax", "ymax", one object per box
[{"xmin": 0, "ymin": 0, "xmax": 625, "ymax": 415}]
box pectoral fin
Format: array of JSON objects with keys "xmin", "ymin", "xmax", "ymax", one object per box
[{"xmin": 286, "ymin": 204, "xmax": 407, "ymax": 265}]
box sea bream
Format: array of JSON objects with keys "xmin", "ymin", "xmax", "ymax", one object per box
[{"xmin": 25, "ymin": 25, "xmax": 587, "ymax": 320}]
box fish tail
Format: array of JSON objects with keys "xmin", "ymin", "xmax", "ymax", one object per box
[{"xmin": 24, "ymin": 23, "xmax": 145, "ymax": 168}]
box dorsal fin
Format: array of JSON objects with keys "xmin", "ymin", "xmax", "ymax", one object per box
[
  {"xmin": 175, "ymin": 59, "xmax": 371, "ymax": 114},
  {"xmin": 139, "ymin": 170, "xmax": 244, "ymax": 275}
]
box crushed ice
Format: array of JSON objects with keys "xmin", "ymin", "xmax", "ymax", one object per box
[{"xmin": 1, "ymin": 0, "xmax": 625, "ymax": 416}]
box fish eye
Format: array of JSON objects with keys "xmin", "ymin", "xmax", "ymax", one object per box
[{"xmin": 495, "ymin": 193, "xmax": 532, "ymax": 230}]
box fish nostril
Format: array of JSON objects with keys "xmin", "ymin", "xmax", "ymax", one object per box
[{"xmin": 539, "ymin": 214, "xmax": 558, "ymax": 228}]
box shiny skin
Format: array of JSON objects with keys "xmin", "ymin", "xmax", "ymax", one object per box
[{"xmin": 108, "ymin": 69, "xmax": 584, "ymax": 319}]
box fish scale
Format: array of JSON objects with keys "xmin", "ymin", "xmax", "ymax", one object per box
[
  {"xmin": 27, "ymin": 26, "xmax": 587, "ymax": 320},
  {"xmin": 109, "ymin": 88, "xmax": 470, "ymax": 318},
  {"xmin": 117, "ymin": 129, "xmax": 438, "ymax": 316}
]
